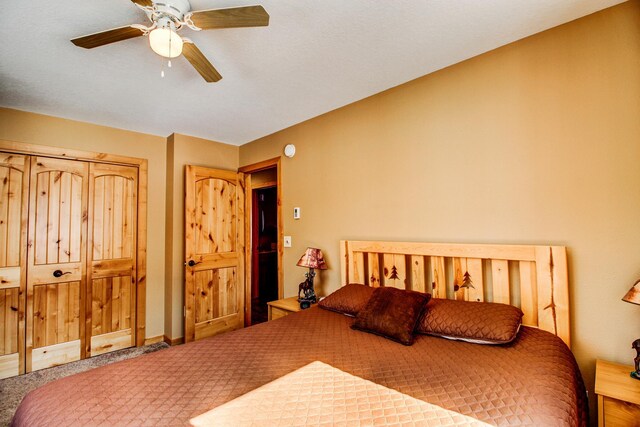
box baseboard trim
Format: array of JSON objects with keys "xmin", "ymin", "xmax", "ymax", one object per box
[
  {"xmin": 143, "ymin": 335, "xmax": 164, "ymax": 346},
  {"xmin": 163, "ymin": 335, "xmax": 184, "ymax": 346}
]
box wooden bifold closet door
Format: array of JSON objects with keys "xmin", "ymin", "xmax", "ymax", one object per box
[
  {"xmin": 86, "ymin": 163, "xmax": 137, "ymax": 357},
  {"xmin": 26, "ymin": 157, "xmax": 88, "ymax": 372},
  {"xmin": 0, "ymin": 154, "xmax": 29, "ymax": 379},
  {"xmin": 0, "ymin": 151, "xmax": 141, "ymax": 377}
]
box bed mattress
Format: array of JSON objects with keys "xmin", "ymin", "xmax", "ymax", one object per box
[{"xmin": 12, "ymin": 306, "xmax": 587, "ymax": 426}]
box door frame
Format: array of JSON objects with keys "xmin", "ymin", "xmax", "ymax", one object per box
[
  {"xmin": 0, "ymin": 140, "xmax": 148, "ymax": 348},
  {"xmin": 238, "ymin": 157, "xmax": 283, "ymax": 326}
]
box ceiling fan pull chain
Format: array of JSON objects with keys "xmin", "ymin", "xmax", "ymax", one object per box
[{"xmin": 168, "ymin": 30, "xmax": 172, "ymax": 69}]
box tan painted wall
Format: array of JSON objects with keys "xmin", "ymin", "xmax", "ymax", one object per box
[
  {"xmin": 0, "ymin": 107, "xmax": 167, "ymax": 339},
  {"xmin": 240, "ymin": 0, "xmax": 640, "ymax": 414},
  {"xmin": 164, "ymin": 133, "xmax": 239, "ymax": 339}
]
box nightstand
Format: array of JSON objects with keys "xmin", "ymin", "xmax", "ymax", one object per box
[
  {"xmin": 595, "ymin": 359, "xmax": 640, "ymax": 426},
  {"xmin": 267, "ymin": 296, "xmax": 315, "ymax": 320}
]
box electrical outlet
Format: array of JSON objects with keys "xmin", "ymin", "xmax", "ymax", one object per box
[
  {"xmin": 284, "ymin": 236, "xmax": 292, "ymax": 247},
  {"xmin": 293, "ymin": 207, "xmax": 301, "ymax": 219}
]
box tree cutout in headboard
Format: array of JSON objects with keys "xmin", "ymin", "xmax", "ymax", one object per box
[
  {"xmin": 460, "ymin": 271, "xmax": 474, "ymax": 291},
  {"xmin": 388, "ymin": 265, "xmax": 399, "ymax": 280}
]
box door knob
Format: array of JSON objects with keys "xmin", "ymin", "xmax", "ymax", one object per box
[
  {"xmin": 187, "ymin": 260, "xmax": 200, "ymax": 267},
  {"xmin": 53, "ymin": 270, "xmax": 71, "ymax": 278}
]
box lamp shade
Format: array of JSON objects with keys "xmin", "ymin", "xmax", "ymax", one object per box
[
  {"xmin": 622, "ymin": 279, "xmax": 640, "ymax": 305},
  {"xmin": 297, "ymin": 248, "xmax": 327, "ymax": 270}
]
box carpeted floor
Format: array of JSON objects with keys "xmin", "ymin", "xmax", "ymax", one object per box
[{"xmin": 0, "ymin": 342, "xmax": 169, "ymax": 426}]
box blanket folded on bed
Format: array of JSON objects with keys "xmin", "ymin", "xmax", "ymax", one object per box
[{"xmin": 190, "ymin": 361, "xmax": 489, "ymax": 426}]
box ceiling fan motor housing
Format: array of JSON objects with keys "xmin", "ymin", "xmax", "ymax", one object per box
[
  {"xmin": 155, "ymin": 16, "xmax": 179, "ymax": 32},
  {"xmin": 152, "ymin": 0, "xmax": 192, "ymax": 21}
]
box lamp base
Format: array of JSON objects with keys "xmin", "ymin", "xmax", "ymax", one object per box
[
  {"xmin": 297, "ymin": 268, "xmax": 317, "ymax": 309},
  {"xmin": 298, "ymin": 297, "xmax": 316, "ymax": 310},
  {"xmin": 632, "ymin": 337, "xmax": 640, "ymax": 380}
]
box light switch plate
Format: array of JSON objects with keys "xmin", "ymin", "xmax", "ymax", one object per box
[
  {"xmin": 284, "ymin": 236, "xmax": 292, "ymax": 247},
  {"xmin": 293, "ymin": 207, "xmax": 301, "ymax": 219}
]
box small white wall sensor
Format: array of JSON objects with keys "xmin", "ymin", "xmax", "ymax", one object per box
[
  {"xmin": 284, "ymin": 144, "xmax": 296, "ymax": 158},
  {"xmin": 284, "ymin": 236, "xmax": 292, "ymax": 247}
]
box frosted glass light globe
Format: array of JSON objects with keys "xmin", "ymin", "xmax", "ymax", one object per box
[{"xmin": 149, "ymin": 27, "xmax": 183, "ymax": 58}]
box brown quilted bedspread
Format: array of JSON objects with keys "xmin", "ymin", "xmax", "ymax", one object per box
[{"xmin": 12, "ymin": 307, "xmax": 587, "ymax": 426}]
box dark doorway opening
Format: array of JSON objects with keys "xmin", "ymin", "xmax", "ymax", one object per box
[
  {"xmin": 250, "ymin": 176, "xmax": 278, "ymax": 324},
  {"xmin": 239, "ymin": 157, "xmax": 282, "ymax": 327}
]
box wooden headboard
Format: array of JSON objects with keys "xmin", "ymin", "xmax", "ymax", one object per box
[{"xmin": 340, "ymin": 240, "xmax": 570, "ymax": 346}]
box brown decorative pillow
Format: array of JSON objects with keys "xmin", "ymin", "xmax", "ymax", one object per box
[
  {"xmin": 351, "ymin": 287, "xmax": 431, "ymax": 345},
  {"xmin": 417, "ymin": 298, "xmax": 523, "ymax": 344},
  {"xmin": 318, "ymin": 283, "xmax": 374, "ymax": 317}
]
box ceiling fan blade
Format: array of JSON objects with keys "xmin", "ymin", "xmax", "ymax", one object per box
[
  {"xmin": 71, "ymin": 25, "xmax": 144, "ymax": 49},
  {"xmin": 182, "ymin": 41, "xmax": 222, "ymax": 82},
  {"xmin": 131, "ymin": 0, "xmax": 154, "ymax": 7},
  {"xmin": 189, "ymin": 5, "xmax": 269, "ymax": 30}
]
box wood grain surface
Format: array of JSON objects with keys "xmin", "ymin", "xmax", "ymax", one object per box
[{"xmin": 341, "ymin": 240, "xmax": 571, "ymax": 346}]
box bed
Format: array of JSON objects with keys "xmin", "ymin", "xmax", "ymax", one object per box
[{"xmin": 12, "ymin": 240, "xmax": 587, "ymax": 426}]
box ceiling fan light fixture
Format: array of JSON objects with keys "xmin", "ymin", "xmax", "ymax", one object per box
[
  {"xmin": 149, "ymin": 26, "xmax": 183, "ymax": 58},
  {"xmin": 70, "ymin": 2, "xmax": 270, "ymax": 82}
]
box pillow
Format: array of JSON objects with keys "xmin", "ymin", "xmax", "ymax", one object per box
[
  {"xmin": 417, "ymin": 298, "xmax": 523, "ymax": 344},
  {"xmin": 318, "ymin": 283, "xmax": 374, "ymax": 317},
  {"xmin": 351, "ymin": 287, "xmax": 431, "ymax": 345}
]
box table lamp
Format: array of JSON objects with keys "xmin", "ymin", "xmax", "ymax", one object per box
[
  {"xmin": 622, "ymin": 279, "xmax": 640, "ymax": 380},
  {"xmin": 296, "ymin": 247, "xmax": 327, "ymax": 309}
]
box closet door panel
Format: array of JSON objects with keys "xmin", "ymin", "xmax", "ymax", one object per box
[
  {"xmin": 26, "ymin": 157, "xmax": 88, "ymax": 372},
  {"xmin": 0, "ymin": 153, "xmax": 29, "ymax": 378},
  {"xmin": 87, "ymin": 163, "xmax": 137, "ymax": 357}
]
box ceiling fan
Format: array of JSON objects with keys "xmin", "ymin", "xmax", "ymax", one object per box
[{"xmin": 71, "ymin": 0, "xmax": 269, "ymax": 82}]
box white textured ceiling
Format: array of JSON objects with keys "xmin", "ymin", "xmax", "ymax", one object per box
[{"xmin": 0, "ymin": 0, "xmax": 626, "ymax": 145}]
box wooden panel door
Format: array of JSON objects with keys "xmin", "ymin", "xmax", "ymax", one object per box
[
  {"xmin": 26, "ymin": 157, "xmax": 88, "ymax": 372},
  {"xmin": 86, "ymin": 163, "xmax": 137, "ymax": 356},
  {"xmin": 0, "ymin": 153, "xmax": 29, "ymax": 379},
  {"xmin": 185, "ymin": 166, "xmax": 245, "ymax": 342}
]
